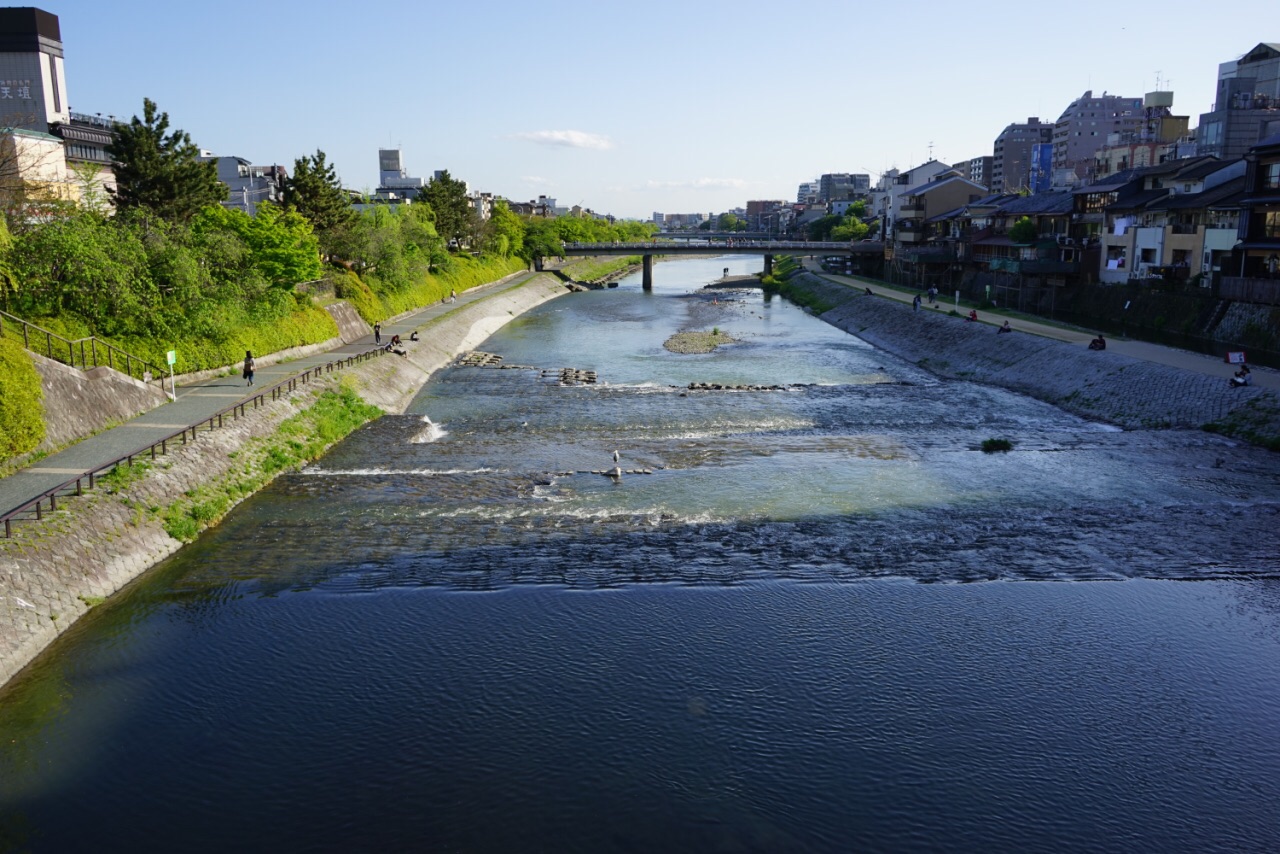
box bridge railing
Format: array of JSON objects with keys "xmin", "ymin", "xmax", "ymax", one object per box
[{"xmin": 561, "ymin": 241, "xmax": 867, "ymax": 251}]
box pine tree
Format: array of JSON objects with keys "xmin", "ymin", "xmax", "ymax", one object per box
[
  {"xmin": 282, "ymin": 149, "xmax": 355, "ymax": 257},
  {"xmin": 107, "ymin": 98, "xmax": 224, "ymax": 222}
]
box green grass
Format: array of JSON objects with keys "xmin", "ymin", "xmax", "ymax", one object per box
[{"xmin": 161, "ymin": 386, "xmax": 383, "ymax": 542}]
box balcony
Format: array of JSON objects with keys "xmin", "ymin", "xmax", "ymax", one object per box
[
  {"xmin": 1169, "ymin": 224, "xmax": 1200, "ymax": 235},
  {"xmin": 899, "ymin": 200, "xmax": 926, "ymax": 214}
]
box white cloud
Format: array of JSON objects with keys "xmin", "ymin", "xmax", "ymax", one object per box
[
  {"xmin": 643, "ymin": 177, "xmax": 747, "ymax": 191},
  {"xmin": 513, "ymin": 130, "xmax": 614, "ymax": 150},
  {"xmin": 522, "ymin": 175, "xmax": 551, "ymax": 186}
]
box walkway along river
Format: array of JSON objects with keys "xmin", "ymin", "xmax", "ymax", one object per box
[{"xmin": 2, "ymin": 256, "xmax": 1279, "ymax": 851}]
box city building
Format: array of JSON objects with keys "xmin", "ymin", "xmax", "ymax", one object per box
[
  {"xmin": 1227, "ymin": 133, "xmax": 1280, "ymax": 297},
  {"xmin": 200, "ymin": 153, "xmax": 287, "ymax": 215},
  {"xmin": 870, "ymin": 160, "xmax": 954, "ymax": 234},
  {"xmin": 376, "ymin": 148, "xmax": 424, "ymax": 200},
  {"xmin": 951, "ymin": 156, "xmax": 992, "ymax": 190},
  {"xmin": 991, "ymin": 118, "xmax": 1052, "ymax": 193},
  {"xmin": 818, "ymin": 172, "xmax": 870, "ymax": 202},
  {"xmin": 746, "ymin": 199, "xmax": 787, "ymax": 232},
  {"xmin": 796, "ymin": 180, "xmax": 820, "ymax": 204},
  {"xmin": 0, "ymin": 7, "xmax": 105, "ymax": 208},
  {"xmin": 1051, "ymin": 91, "xmax": 1145, "ymax": 187},
  {"xmin": 1197, "ymin": 43, "xmax": 1280, "ymax": 160},
  {"xmin": 1091, "ymin": 92, "xmax": 1192, "ymax": 180}
]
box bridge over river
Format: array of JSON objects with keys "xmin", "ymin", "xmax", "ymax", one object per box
[{"xmin": 552, "ymin": 241, "xmax": 886, "ymax": 288}]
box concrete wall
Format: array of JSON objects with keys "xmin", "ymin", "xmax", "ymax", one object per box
[
  {"xmin": 791, "ymin": 272, "xmax": 1279, "ymax": 433},
  {"xmin": 0, "ymin": 273, "xmax": 569, "ymax": 690},
  {"xmin": 31, "ymin": 353, "xmax": 170, "ymax": 451},
  {"xmin": 326, "ymin": 301, "xmax": 372, "ymax": 344}
]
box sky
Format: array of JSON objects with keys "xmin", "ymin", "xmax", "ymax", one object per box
[{"xmin": 42, "ymin": 0, "xmax": 1278, "ymax": 220}]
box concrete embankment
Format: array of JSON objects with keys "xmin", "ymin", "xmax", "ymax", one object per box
[
  {"xmin": 787, "ymin": 272, "xmax": 1280, "ymax": 440},
  {"xmin": 0, "ymin": 273, "xmax": 569, "ymax": 690}
]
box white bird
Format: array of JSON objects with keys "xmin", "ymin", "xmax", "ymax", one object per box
[{"xmin": 613, "ymin": 449, "xmax": 620, "ymax": 463}]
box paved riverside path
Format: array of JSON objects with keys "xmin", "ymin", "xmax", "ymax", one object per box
[
  {"xmin": 799, "ymin": 260, "xmax": 1280, "ymax": 392},
  {"xmin": 0, "ymin": 271, "xmax": 540, "ymax": 521}
]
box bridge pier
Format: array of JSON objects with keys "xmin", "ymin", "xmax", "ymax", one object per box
[
  {"xmin": 764, "ymin": 254, "xmax": 773, "ymax": 277},
  {"xmin": 642, "ymin": 254, "xmax": 653, "ymax": 290}
]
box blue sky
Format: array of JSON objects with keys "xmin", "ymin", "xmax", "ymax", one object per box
[{"xmin": 46, "ymin": 0, "xmax": 1276, "ymax": 219}]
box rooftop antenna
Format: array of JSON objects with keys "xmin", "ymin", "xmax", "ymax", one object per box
[{"xmin": 928, "ymin": 141, "xmax": 934, "ymax": 161}]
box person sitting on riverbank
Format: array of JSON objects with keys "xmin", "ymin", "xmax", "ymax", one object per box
[
  {"xmin": 390, "ymin": 334, "xmax": 402, "ymax": 347},
  {"xmin": 997, "ymin": 321, "xmax": 1012, "ymax": 334},
  {"xmin": 1230, "ymin": 365, "xmax": 1252, "ymax": 387},
  {"xmin": 865, "ymin": 287, "xmax": 873, "ymax": 295},
  {"xmin": 409, "ymin": 331, "xmax": 419, "ymax": 342},
  {"xmin": 966, "ymin": 309, "xmax": 978, "ymax": 323},
  {"xmin": 1088, "ymin": 334, "xmax": 1106, "ymax": 351}
]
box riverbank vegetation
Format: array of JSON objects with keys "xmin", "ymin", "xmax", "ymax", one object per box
[
  {"xmin": 0, "ymin": 339, "xmax": 44, "ymax": 459},
  {"xmin": 0, "ymin": 99, "xmax": 656, "ymax": 377},
  {"xmin": 162, "ymin": 383, "xmax": 382, "ymax": 541}
]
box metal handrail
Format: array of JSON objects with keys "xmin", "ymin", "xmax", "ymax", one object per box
[
  {"xmin": 0, "ymin": 308, "xmax": 165, "ymax": 386},
  {"xmin": 1, "ymin": 345, "xmax": 387, "ymax": 537}
]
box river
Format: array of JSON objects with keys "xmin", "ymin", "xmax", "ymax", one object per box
[{"xmin": 2, "ymin": 256, "xmax": 1280, "ymax": 851}]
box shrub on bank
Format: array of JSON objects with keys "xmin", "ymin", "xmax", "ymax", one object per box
[{"xmin": 0, "ymin": 339, "xmax": 45, "ymax": 461}]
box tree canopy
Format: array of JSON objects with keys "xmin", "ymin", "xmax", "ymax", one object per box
[
  {"xmin": 419, "ymin": 170, "xmax": 473, "ymax": 247},
  {"xmin": 107, "ymin": 98, "xmax": 225, "ymax": 222},
  {"xmin": 283, "ymin": 149, "xmax": 356, "ymax": 256},
  {"xmin": 1008, "ymin": 216, "xmax": 1038, "ymax": 244}
]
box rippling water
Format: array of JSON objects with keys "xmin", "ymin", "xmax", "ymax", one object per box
[{"xmin": 2, "ymin": 256, "xmax": 1280, "ymax": 851}]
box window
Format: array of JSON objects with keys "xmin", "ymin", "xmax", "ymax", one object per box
[
  {"xmin": 1264, "ymin": 162, "xmax": 1280, "ymax": 190},
  {"xmin": 1265, "ymin": 211, "xmax": 1280, "ymax": 239}
]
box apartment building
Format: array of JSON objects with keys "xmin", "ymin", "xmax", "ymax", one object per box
[
  {"xmin": 991, "ymin": 118, "xmax": 1052, "ymax": 192},
  {"xmin": 1051, "ymin": 91, "xmax": 1145, "ymax": 187},
  {"xmin": 1198, "ymin": 43, "xmax": 1280, "ymax": 160}
]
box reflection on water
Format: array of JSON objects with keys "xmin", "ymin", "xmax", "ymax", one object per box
[{"xmin": 3, "ymin": 256, "xmax": 1280, "ymax": 851}]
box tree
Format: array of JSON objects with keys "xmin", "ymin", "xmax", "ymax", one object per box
[
  {"xmin": 717, "ymin": 212, "xmax": 747, "ymax": 232},
  {"xmin": 485, "ymin": 200, "xmax": 524, "ymax": 258},
  {"xmin": 107, "ymin": 98, "xmax": 224, "ymax": 222},
  {"xmin": 1008, "ymin": 216, "xmax": 1037, "ymax": 244},
  {"xmin": 194, "ymin": 202, "xmax": 322, "ymax": 287},
  {"xmin": 419, "ymin": 170, "xmax": 473, "ymax": 247},
  {"xmin": 283, "ymin": 150, "xmax": 356, "ymax": 258}
]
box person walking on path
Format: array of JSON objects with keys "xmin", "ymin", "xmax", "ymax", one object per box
[
  {"xmin": 913, "ymin": 294, "xmax": 922, "ymax": 312},
  {"xmin": 374, "ymin": 322, "xmax": 382, "ymax": 344},
  {"xmin": 243, "ymin": 350, "xmax": 255, "ymax": 386}
]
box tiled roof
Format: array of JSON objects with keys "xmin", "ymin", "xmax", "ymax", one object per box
[
  {"xmin": 1154, "ymin": 176, "xmax": 1246, "ymax": 210},
  {"xmin": 998, "ymin": 191, "xmax": 1075, "ymax": 216}
]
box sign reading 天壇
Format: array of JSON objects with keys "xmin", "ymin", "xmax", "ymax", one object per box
[{"xmin": 0, "ymin": 80, "xmax": 34, "ymax": 100}]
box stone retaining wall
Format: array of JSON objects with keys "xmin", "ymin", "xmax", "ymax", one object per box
[
  {"xmin": 32, "ymin": 354, "xmax": 170, "ymax": 451},
  {"xmin": 791, "ymin": 272, "xmax": 1280, "ymax": 435},
  {"xmin": 0, "ymin": 273, "xmax": 569, "ymax": 690}
]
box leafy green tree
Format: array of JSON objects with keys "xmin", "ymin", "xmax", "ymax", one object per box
[
  {"xmin": 107, "ymin": 99, "xmax": 224, "ymax": 222},
  {"xmin": 194, "ymin": 203, "xmax": 322, "ymax": 287},
  {"xmin": 717, "ymin": 212, "xmax": 748, "ymax": 232},
  {"xmin": 1008, "ymin": 216, "xmax": 1038, "ymax": 244},
  {"xmin": 283, "ymin": 149, "xmax": 356, "ymax": 257},
  {"xmin": 806, "ymin": 214, "xmax": 843, "ymax": 241},
  {"xmin": 831, "ymin": 218, "xmax": 870, "ymax": 241},
  {"xmin": 419, "ymin": 170, "xmax": 473, "ymax": 247},
  {"xmin": 486, "ymin": 201, "xmax": 524, "ymax": 258}
]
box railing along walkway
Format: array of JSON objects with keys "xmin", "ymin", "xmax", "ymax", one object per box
[
  {"xmin": 0, "ymin": 308, "xmax": 164, "ymax": 386},
  {"xmin": 1, "ymin": 347, "xmax": 386, "ymax": 537}
]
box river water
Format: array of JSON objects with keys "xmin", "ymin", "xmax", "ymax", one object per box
[{"xmin": 3, "ymin": 256, "xmax": 1280, "ymax": 851}]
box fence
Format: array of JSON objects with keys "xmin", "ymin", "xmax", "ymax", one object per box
[
  {"xmin": 0, "ymin": 309, "xmax": 164, "ymax": 386},
  {"xmin": 2, "ymin": 346, "xmax": 386, "ymax": 537}
]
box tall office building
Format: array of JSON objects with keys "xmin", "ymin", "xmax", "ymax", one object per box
[
  {"xmin": 1197, "ymin": 42, "xmax": 1280, "ymax": 159},
  {"xmin": 1051, "ymin": 90, "xmax": 1144, "ymax": 185},
  {"xmin": 992, "ymin": 118, "xmax": 1051, "ymax": 192},
  {"xmin": 0, "ymin": 7, "xmax": 68, "ymax": 133}
]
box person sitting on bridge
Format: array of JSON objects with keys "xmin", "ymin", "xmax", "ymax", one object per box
[{"xmin": 1088, "ymin": 334, "xmax": 1106, "ymax": 351}]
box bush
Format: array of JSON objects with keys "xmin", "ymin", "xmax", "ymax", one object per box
[
  {"xmin": 981, "ymin": 438, "xmax": 1014, "ymax": 453},
  {"xmin": 0, "ymin": 339, "xmax": 45, "ymax": 460}
]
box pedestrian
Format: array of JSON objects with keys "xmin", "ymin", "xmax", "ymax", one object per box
[
  {"xmin": 243, "ymin": 350, "xmax": 255, "ymax": 386},
  {"xmin": 450, "ymin": 289, "xmax": 457, "ymax": 303},
  {"xmin": 374, "ymin": 322, "xmax": 381, "ymax": 344},
  {"xmin": 1088, "ymin": 333, "xmax": 1106, "ymax": 351},
  {"xmin": 997, "ymin": 321, "xmax": 1012, "ymax": 334},
  {"xmin": 913, "ymin": 294, "xmax": 921, "ymax": 312},
  {"xmin": 928, "ymin": 286, "xmax": 937, "ymax": 304}
]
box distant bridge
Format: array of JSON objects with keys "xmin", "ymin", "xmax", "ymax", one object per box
[{"xmin": 553, "ymin": 241, "xmax": 885, "ymax": 289}]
